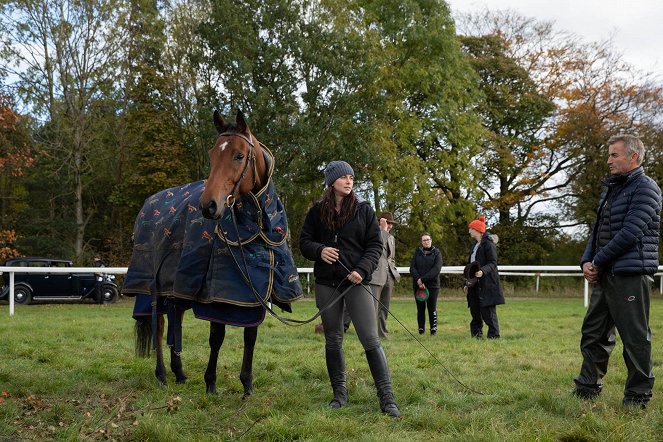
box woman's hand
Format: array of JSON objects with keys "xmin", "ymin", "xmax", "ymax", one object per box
[
  {"xmin": 321, "ymin": 247, "xmax": 339, "ymax": 264},
  {"xmin": 347, "ymin": 271, "xmax": 363, "ymax": 285}
]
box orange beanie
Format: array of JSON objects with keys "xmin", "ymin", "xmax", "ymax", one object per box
[{"xmin": 468, "ymin": 215, "xmax": 486, "ymax": 233}]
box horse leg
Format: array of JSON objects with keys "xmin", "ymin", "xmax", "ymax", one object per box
[
  {"xmin": 155, "ymin": 314, "xmax": 168, "ymax": 385},
  {"xmin": 170, "ymin": 308, "xmax": 188, "ymax": 384},
  {"xmin": 240, "ymin": 326, "xmax": 258, "ymax": 400},
  {"xmin": 204, "ymin": 322, "xmax": 225, "ymax": 395}
]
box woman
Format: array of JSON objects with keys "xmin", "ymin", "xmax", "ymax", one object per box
[
  {"xmin": 464, "ymin": 215, "xmax": 505, "ymax": 338},
  {"xmin": 299, "ymin": 160, "xmax": 401, "ymax": 417},
  {"xmin": 409, "ymin": 232, "xmax": 443, "ymax": 335}
]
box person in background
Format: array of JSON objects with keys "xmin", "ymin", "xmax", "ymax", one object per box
[
  {"xmin": 409, "ymin": 232, "xmax": 442, "ymax": 335},
  {"xmin": 572, "ymin": 134, "xmax": 661, "ymax": 409},
  {"xmin": 93, "ymin": 255, "xmax": 106, "ymax": 304},
  {"xmin": 464, "ymin": 216, "xmax": 504, "ymax": 339},
  {"xmin": 369, "ymin": 212, "xmax": 401, "ymax": 339},
  {"xmin": 299, "ymin": 160, "xmax": 401, "ymax": 417}
]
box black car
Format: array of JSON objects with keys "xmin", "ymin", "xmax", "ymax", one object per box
[{"xmin": 0, "ymin": 257, "xmax": 119, "ymax": 305}]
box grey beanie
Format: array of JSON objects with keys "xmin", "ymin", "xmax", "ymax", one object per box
[{"xmin": 324, "ymin": 161, "xmax": 354, "ymax": 187}]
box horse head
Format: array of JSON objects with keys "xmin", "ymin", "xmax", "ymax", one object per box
[{"xmin": 200, "ymin": 110, "xmax": 266, "ymax": 220}]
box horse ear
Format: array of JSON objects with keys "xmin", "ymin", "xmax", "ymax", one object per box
[
  {"xmin": 213, "ymin": 110, "xmax": 226, "ymax": 134},
  {"xmin": 235, "ymin": 109, "xmax": 249, "ymax": 133}
]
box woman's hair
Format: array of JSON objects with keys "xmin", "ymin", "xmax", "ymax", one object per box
[{"xmin": 320, "ymin": 186, "xmax": 358, "ymax": 230}]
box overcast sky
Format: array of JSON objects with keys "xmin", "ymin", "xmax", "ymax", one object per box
[{"xmin": 446, "ymin": 0, "xmax": 663, "ymax": 79}]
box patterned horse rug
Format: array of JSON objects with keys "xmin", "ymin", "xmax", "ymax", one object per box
[{"xmin": 124, "ymin": 147, "xmax": 302, "ymax": 327}]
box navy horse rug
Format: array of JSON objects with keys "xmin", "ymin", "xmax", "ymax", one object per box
[{"xmin": 123, "ymin": 147, "xmax": 303, "ymax": 327}]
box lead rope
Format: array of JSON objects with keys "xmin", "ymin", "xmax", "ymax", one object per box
[
  {"xmin": 216, "ymin": 207, "xmax": 352, "ymax": 326},
  {"xmin": 334, "ymin": 259, "xmax": 484, "ymax": 395},
  {"xmin": 221, "ymin": 194, "xmax": 482, "ymax": 394}
]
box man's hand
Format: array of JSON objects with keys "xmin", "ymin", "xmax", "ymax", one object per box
[
  {"xmin": 321, "ymin": 247, "xmax": 340, "ymax": 264},
  {"xmin": 347, "ymin": 271, "xmax": 363, "ymax": 285},
  {"xmin": 463, "ymin": 285, "xmax": 468, "ymax": 295},
  {"xmin": 379, "ymin": 218, "xmax": 388, "ymax": 231},
  {"xmin": 582, "ymin": 262, "xmax": 600, "ymax": 283}
]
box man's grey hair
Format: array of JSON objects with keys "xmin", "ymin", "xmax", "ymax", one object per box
[{"xmin": 607, "ymin": 134, "xmax": 645, "ymax": 165}]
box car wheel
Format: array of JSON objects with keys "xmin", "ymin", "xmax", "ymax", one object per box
[
  {"xmin": 101, "ymin": 286, "xmax": 119, "ymax": 304},
  {"xmin": 13, "ymin": 286, "xmax": 32, "ymax": 305}
]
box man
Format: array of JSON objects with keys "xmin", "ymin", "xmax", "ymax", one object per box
[
  {"xmin": 369, "ymin": 212, "xmax": 401, "ymax": 339},
  {"xmin": 573, "ymin": 134, "xmax": 661, "ymax": 409}
]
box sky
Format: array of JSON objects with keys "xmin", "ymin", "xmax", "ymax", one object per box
[{"xmin": 446, "ymin": 0, "xmax": 663, "ymax": 79}]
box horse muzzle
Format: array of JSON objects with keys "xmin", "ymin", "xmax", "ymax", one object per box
[{"xmin": 200, "ymin": 199, "xmax": 226, "ymax": 220}]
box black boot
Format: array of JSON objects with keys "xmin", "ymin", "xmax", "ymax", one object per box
[
  {"xmin": 326, "ymin": 348, "xmax": 348, "ymax": 409},
  {"xmin": 366, "ymin": 347, "xmax": 401, "ymax": 417}
]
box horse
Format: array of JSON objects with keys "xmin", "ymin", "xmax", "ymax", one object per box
[{"xmin": 122, "ymin": 110, "xmax": 303, "ymax": 397}]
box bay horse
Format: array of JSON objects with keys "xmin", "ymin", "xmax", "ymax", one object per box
[{"xmin": 123, "ymin": 110, "xmax": 302, "ymax": 397}]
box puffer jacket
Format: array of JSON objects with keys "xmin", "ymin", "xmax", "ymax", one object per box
[
  {"xmin": 467, "ymin": 233, "xmax": 505, "ymax": 307},
  {"xmin": 581, "ymin": 167, "xmax": 661, "ymax": 275},
  {"xmin": 299, "ymin": 200, "xmax": 382, "ymax": 287},
  {"xmin": 409, "ymin": 246, "xmax": 443, "ymax": 290}
]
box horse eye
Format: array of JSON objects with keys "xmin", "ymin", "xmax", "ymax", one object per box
[{"xmin": 234, "ymin": 153, "xmax": 245, "ymax": 161}]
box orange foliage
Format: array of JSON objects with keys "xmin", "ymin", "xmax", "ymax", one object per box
[{"xmin": 0, "ymin": 229, "xmax": 20, "ymax": 262}]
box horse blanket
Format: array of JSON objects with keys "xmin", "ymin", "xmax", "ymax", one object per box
[{"xmin": 123, "ymin": 147, "xmax": 302, "ymax": 326}]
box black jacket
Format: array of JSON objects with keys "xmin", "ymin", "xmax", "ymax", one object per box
[
  {"xmin": 467, "ymin": 233, "xmax": 505, "ymax": 307},
  {"xmin": 581, "ymin": 167, "xmax": 661, "ymax": 275},
  {"xmin": 409, "ymin": 246, "xmax": 442, "ymax": 290},
  {"xmin": 299, "ymin": 200, "xmax": 382, "ymax": 287}
]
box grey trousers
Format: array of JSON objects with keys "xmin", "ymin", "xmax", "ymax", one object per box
[
  {"xmin": 574, "ymin": 274, "xmax": 654, "ymax": 401},
  {"xmin": 316, "ymin": 283, "xmax": 380, "ymax": 352},
  {"xmin": 371, "ymin": 276, "xmax": 394, "ymax": 338}
]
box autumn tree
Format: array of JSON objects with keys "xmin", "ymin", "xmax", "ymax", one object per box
[{"xmin": 455, "ymin": 9, "xmax": 663, "ymax": 263}]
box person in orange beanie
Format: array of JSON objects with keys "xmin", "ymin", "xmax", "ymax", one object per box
[{"xmin": 464, "ymin": 215, "xmax": 505, "ymax": 338}]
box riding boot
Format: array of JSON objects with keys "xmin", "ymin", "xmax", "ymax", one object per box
[
  {"xmin": 325, "ymin": 348, "xmax": 348, "ymax": 409},
  {"xmin": 366, "ymin": 346, "xmax": 401, "ymax": 417}
]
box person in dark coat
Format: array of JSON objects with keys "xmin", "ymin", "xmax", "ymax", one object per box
[
  {"xmin": 409, "ymin": 232, "xmax": 443, "ymax": 335},
  {"xmin": 464, "ymin": 216, "xmax": 504, "ymax": 339},
  {"xmin": 572, "ymin": 134, "xmax": 661, "ymax": 409},
  {"xmin": 299, "ymin": 160, "xmax": 401, "ymax": 417}
]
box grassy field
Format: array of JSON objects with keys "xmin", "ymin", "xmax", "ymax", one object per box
[{"xmin": 1, "ymin": 293, "xmax": 663, "ymax": 441}]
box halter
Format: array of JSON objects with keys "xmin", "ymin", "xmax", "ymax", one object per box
[{"xmin": 218, "ymin": 132, "xmax": 258, "ymax": 207}]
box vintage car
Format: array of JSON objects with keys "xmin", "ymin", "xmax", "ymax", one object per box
[{"xmin": 0, "ymin": 257, "xmax": 119, "ymax": 305}]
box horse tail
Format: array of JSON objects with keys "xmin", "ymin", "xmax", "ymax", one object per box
[{"xmin": 134, "ymin": 319, "xmax": 152, "ymax": 358}]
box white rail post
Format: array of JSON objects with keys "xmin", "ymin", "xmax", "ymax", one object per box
[
  {"xmin": 660, "ymin": 275, "xmax": 662, "ymax": 294},
  {"xmin": 535, "ymin": 273, "xmax": 540, "ymax": 292},
  {"xmin": 9, "ymin": 271, "xmax": 14, "ymax": 317},
  {"xmin": 584, "ymin": 278, "xmax": 589, "ymax": 308}
]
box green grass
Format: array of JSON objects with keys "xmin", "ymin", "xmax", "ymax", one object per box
[{"xmin": 1, "ymin": 294, "xmax": 663, "ymax": 441}]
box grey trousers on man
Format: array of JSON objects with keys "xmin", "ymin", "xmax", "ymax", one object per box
[
  {"xmin": 371, "ymin": 276, "xmax": 394, "ymax": 338},
  {"xmin": 574, "ymin": 274, "xmax": 654, "ymax": 403}
]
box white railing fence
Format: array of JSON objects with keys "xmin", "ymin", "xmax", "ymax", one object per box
[{"xmin": 3, "ymin": 265, "xmax": 663, "ymax": 317}]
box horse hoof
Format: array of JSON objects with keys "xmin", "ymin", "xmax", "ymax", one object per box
[
  {"xmin": 176, "ymin": 376, "xmax": 188, "ymax": 384},
  {"xmin": 242, "ymin": 392, "xmax": 252, "ymax": 401},
  {"xmin": 206, "ymin": 384, "xmax": 217, "ymax": 395}
]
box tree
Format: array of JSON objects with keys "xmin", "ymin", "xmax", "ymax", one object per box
[
  {"xmin": 0, "ymin": 0, "xmax": 126, "ymax": 257},
  {"xmin": 197, "ymin": 0, "xmax": 483, "ymax": 264},
  {"xmin": 455, "ymin": 9, "xmax": 663, "ymax": 263},
  {"xmin": 0, "ymin": 93, "xmax": 34, "ymax": 230}
]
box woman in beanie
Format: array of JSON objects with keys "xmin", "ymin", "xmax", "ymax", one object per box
[
  {"xmin": 409, "ymin": 232, "xmax": 443, "ymax": 335},
  {"xmin": 464, "ymin": 216, "xmax": 505, "ymax": 338},
  {"xmin": 299, "ymin": 160, "xmax": 401, "ymax": 417}
]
